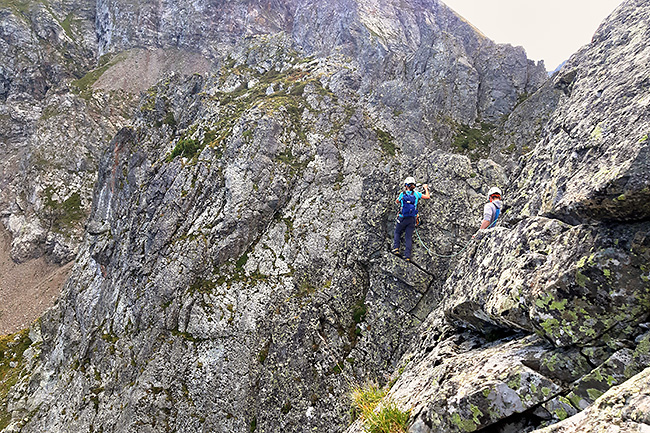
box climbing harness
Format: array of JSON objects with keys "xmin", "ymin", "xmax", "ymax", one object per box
[{"xmin": 393, "ymin": 183, "xmax": 496, "ymax": 260}]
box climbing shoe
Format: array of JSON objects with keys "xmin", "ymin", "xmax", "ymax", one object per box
[
  {"xmin": 405, "ymin": 257, "xmax": 411, "ymax": 262},
  {"xmin": 391, "ymin": 248, "xmax": 400, "ymax": 256}
]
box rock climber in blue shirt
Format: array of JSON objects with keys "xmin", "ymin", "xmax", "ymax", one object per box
[{"xmin": 392, "ymin": 177, "xmax": 430, "ymax": 261}]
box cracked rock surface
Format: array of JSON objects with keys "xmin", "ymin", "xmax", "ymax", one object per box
[
  {"xmin": 1, "ymin": 1, "xmax": 649, "ymax": 433},
  {"xmin": 346, "ymin": 1, "xmax": 650, "ymax": 432}
]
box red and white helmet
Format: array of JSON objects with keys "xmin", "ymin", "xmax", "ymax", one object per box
[{"xmin": 488, "ymin": 186, "xmax": 502, "ymax": 198}]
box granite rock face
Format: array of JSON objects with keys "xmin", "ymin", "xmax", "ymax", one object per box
[
  {"xmin": 0, "ymin": 1, "xmax": 131, "ymax": 263},
  {"xmin": 345, "ymin": 1, "xmax": 650, "ymax": 432},
  {"xmin": 533, "ymin": 366, "xmax": 650, "ymax": 433},
  {"xmin": 0, "ymin": 0, "xmax": 547, "ymax": 262},
  {"xmin": 1, "ymin": 47, "xmax": 512, "ymax": 432},
  {"xmin": 2, "ymin": 1, "xmax": 648, "ymax": 433},
  {"xmin": 510, "ymin": 0, "xmax": 650, "ymax": 224},
  {"xmin": 0, "ymin": 3, "xmax": 209, "ymax": 263}
]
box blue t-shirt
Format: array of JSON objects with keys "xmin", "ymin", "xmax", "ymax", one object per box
[{"xmin": 398, "ymin": 191, "xmax": 423, "ymax": 217}]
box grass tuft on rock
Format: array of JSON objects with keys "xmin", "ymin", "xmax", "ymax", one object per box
[
  {"xmin": 43, "ymin": 187, "xmax": 86, "ymax": 233},
  {"xmin": 0, "ymin": 329, "xmax": 32, "ymax": 430},
  {"xmin": 351, "ymin": 382, "xmax": 385, "ymax": 421},
  {"xmin": 451, "ymin": 122, "xmax": 495, "ymax": 160},
  {"xmin": 71, "ymin": 64, "xmax": 111, "ymax": 99},
  {"xmin": 167, "ymin": 138, "xmax": 202, "ymax": 161},
  {"xmin": 374, "ymin": 128, "xmax": 397, "ymax": 157},
  {"xmin": 350, "ymin": 382, "xmax": 410, "ymax": 432}
]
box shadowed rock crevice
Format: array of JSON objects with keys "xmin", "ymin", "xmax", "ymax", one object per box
[{"xmin": 472, "ymin": 405, "xmax": 552, "ymax": 433}]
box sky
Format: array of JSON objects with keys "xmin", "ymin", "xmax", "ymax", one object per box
[{"xmin": 441, "ymin": 0, "xmax": 624, "ymax": 71}]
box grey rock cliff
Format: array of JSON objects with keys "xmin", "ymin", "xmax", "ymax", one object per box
[
  {"xmin": 0, "ymin": 2, "xmax": 210, "ymax": 263},
  {"xmin": 511, "ymin": 0, "xmax": 650, "ymax": 224},
  {"xmin": 2, "ymin": 0, "xmax": 648, "ymax": 433},
  {"xmin": 0, "ymin": 1, "xmax": 128, "ymax": 263},
  {"xmin": 346, "ymin": 1, "xmax": 650, "ymax": 432},
  {"xmin": 0, "ymin": 0, "xmax": 546, "ymax": 263}
]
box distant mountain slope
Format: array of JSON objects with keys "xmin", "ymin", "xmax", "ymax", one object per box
[{"xmin": 0, "ymin": 0, "xmax": 544, "ymax": 265}]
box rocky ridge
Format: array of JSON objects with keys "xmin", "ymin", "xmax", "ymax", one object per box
[
  {"xmin": 0, "ymin": 1, "xmax": 213, "ymax": 264},
  {"xmin": 1, "ymin": 0, "xmax": 648, "ymax": 433},
  {"xmin": 347, "ymin": 1, "xmax": 650, "ymax": 432},
  {"xmin": 1, "ymin": 0, "xmax": 546, "ymax": 265}
]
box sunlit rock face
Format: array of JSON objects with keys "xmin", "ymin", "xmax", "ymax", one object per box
[{"xmin": 2, "ymin": 1, "xmax": 649, "ymax": 433}]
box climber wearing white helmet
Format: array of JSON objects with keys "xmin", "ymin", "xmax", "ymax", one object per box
[
  {"xmin": 477, "ymin": 186, "xmax": 503, "ymax": 232},
  {"xmin": 392, "ymin": 176, "xmax": 430, "ymax": 261}
]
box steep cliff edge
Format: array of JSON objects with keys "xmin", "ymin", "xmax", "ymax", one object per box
[
  {"xmin": 0, "ymin": 0, "xmax": 124, "ymax": 263},
  {"xmin": 0, "ymin": 2, "xmax": 212, "ymax": 265},
  {"xmin": 2, "ymin": 0, "xmax": 647, "ymax": 433},
  {"xmin": 347, "ymin": 1, "xmax": 650, "ymax": 432},
  {"xmin": 0, "ymin": 1, "xmax": 212, "ymax": 332}
]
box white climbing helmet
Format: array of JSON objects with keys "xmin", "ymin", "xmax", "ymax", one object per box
[
  {"xmin": 488, "ymin": 186, "xmax": 502, "ymax": 198},
  {"xmin": 404, "ymin": 176, "xmax": 416, "ymax": 185}
]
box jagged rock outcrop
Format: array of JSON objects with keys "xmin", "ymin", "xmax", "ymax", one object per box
[
  {"xmin": 0, "ymin": 1, "xmax": 129, "ymax": 263},
  {"xmin": 0, "ymin": 3, "xmax": 211, "ymax": 264},
  {"xmin": 535, "ymin": 366, "xmax": 650, "ymax": 433},
  {"xmin": 1, "ymin": 46, "xmax": 512, "ymax": 432},
  {"xmin": 345, "ymin": 1, "xmax": 650, "ymax": 432},
  {"xmin": 510, "ymin": 1, "xmax": 650, "ymax": 224},
  {"xmin": 2, "ymin": 0, "xmax": 648, "ymax": 433},
  {"xmin": 1, "ymin": 0, "xmax": 545, "ymax": 263}
]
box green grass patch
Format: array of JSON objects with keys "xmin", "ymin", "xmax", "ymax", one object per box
[
  {"xmin": 70, "ymin": 52, "xmax": 126, "ymax": 99},
  {"xmin": 275, "ymin": 148, "xmax": 311, "ymax": 176},
  {"xmin": 189, "ymin": 278, "xmax": 217, "ymax": 295},
  {"xmin": 1, "ymin": 329, "xmax": 32, "ymax": 430},
  {"xmin": 296, "ymin": 280, "xmax": 317, "ymax": 299},
  {"xmin": 350, "ymin": 382, "xmax": 410, "ymax": 432},
  {"xmin": 167, "ymin": 54, "xmax": 319, "ymax": 166},
  {"xmin": 451, "ymin": 122, "xmax": 495, "ymax": 160},
  {"xmin": 289, "ymin": 81, "xmax": 308, "ymax": 96},
  {"xmin": 71, "ymin": 64, "xmax": 111, "ymax": 99},
  {"xmin": 374, "ymin": 128, "xmax": 396, "ymax": 157},
  {"xmin": 353, "ymin": 301, "xmax": 367, "ymax": 324},
  {"xmin": 40, "ymin": 105, "xmax": 63, "ymax": 121},
  {"xmin": 163, "ymin": 111, "xmax": 176, "ymax": 129},
  {"xmin": 258, "ymin": 339, "xmax": 271, "ymax": 364},
  {"xmin": 43, "ymin": 187, "xmax": 86, "ymax": 233},
  {"xmin": 351, "ymin": 382, "xmax": 386, "ymax": 421},
  {"xmin": 167, "ymin": 138, "xmax": 202, "ymax": 161},
  {"xmin": 60, "ymin": 12, "xmax": 74, "ymax": 39}
]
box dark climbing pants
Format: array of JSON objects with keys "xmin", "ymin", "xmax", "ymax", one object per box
[{"xmin": 393, "ymin": 216, "xmax": 416, "ymax": 259}]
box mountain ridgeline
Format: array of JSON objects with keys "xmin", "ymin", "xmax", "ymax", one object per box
[{"xmin": 0, "ymin": 0, "xmax": 649, "ymax": 433}]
